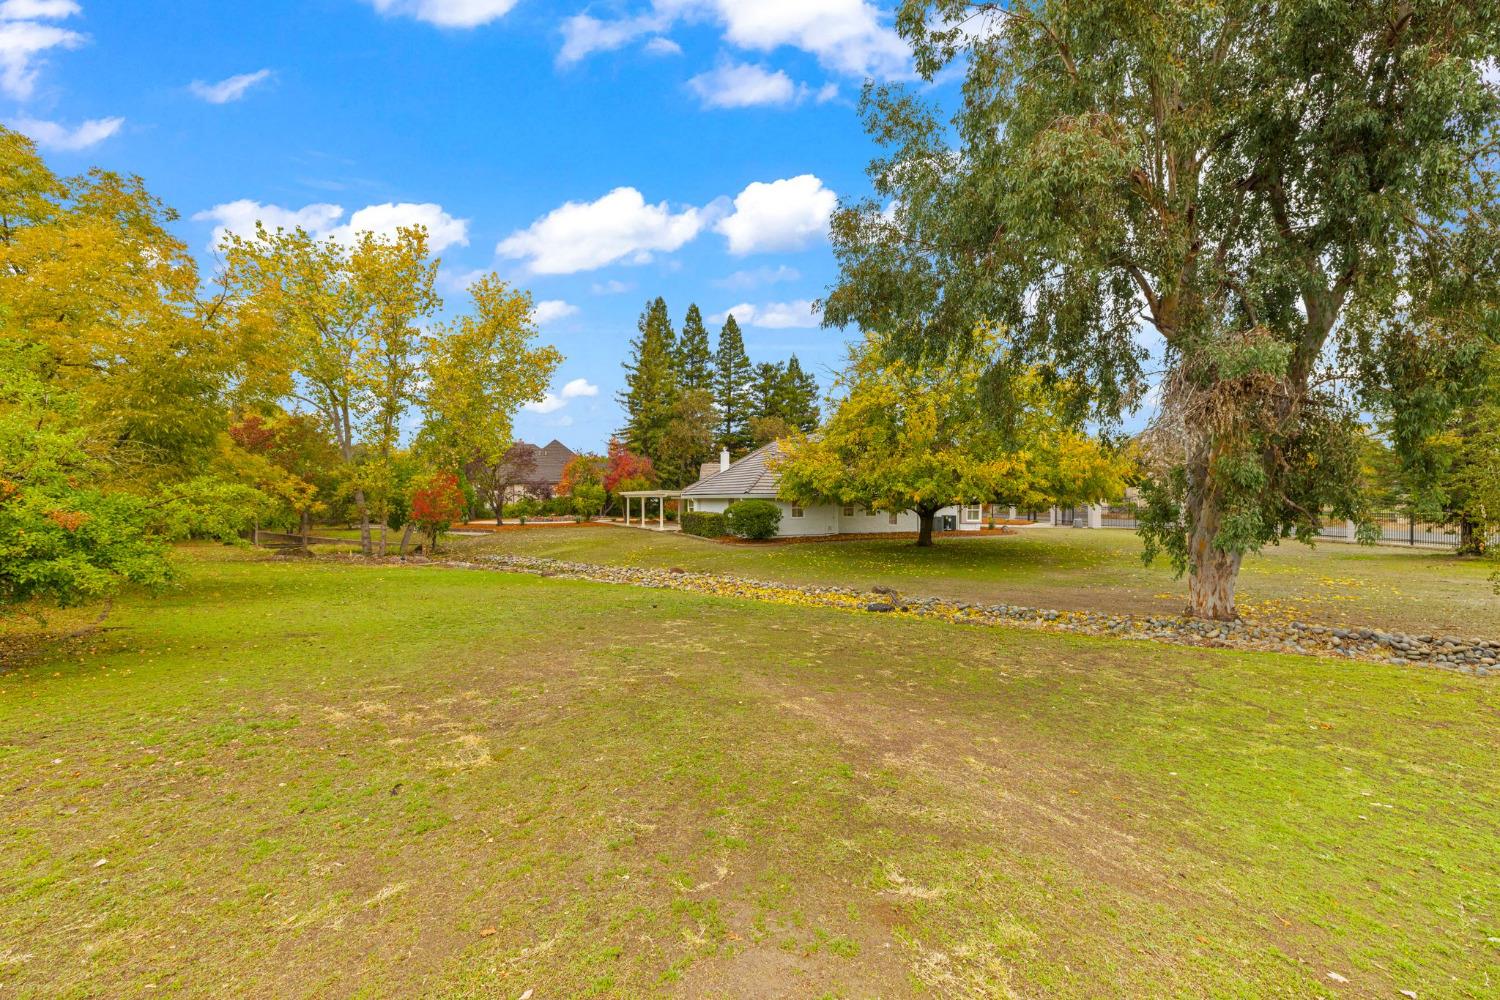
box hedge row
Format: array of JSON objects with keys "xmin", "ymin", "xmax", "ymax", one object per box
[{"xmin": 681, "ymin": 511, "xmax": 727, "ymax": 538}]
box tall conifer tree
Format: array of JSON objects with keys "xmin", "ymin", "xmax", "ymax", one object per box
[
  {"xmin": 675, "ymin": 304, "xmax": 714, "ymax": 394},
  {"xmin": 750, "ymin": 361, "xmax": 787, "ymax": 422},
  {"xmin": 713, "ymin": 314, "xmax": 753, "ymax": 452},
  {"xmin": 778, "ymin": 355, "xmax": 821, "ymax": 432},
  {"xmin": 618, "ymin": 297, "xmax": 678, "ymax": 459}
]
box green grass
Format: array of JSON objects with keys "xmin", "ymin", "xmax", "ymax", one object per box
[
  {"xmin": 450, "ymin": 525, "xmax": 1500, "ymax": 637},
  {"xmin": 1, "ymin": 547, "xmax": 1495, "ymax": 997}
]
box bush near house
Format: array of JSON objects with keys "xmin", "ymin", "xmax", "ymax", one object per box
[
  {"xmin": 680, "ymin": 511, "xmax": 728, "ymax": 538},
  {"xmin": 725, "ymin": 500, "xmax": 781, "ymax": 540}
]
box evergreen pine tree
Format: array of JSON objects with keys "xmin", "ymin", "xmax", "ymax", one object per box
[
  {"xmin": 778, "ymin": 354, "xmax": 821, "ymax": 432},
  {"xmin": 675, "ymin": 304, "xmax": 714, "ymax": 394},
  {"xmin": 750, "ymin": 361, "xmax": 787, "ymax": 422},
  {"xmin": 713, "ymin": 314, "xmax": 754, "ymax": 452},
  {"xmin": 618, "ymin": 297, "xmax": 679, "ymax": 460}
]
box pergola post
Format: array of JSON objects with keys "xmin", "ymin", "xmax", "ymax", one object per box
[{"xmin": 658, "ymin": 497, "xmax": 664, "ymax": 530}]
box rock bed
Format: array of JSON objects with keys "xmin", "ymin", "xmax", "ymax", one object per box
[{"xmin": 474, "ymin": 554, "xmax": 1497, "ymax": 678}]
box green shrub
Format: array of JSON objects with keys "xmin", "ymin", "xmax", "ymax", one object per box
[
  {"xmin": 572, "ymin": 484, "xmax": 606, "ymax": 521},
  {"xmin": 680, "ymin": 511, "xmax": 727, "ymax": 538},
  {"xmin": 725, "ymin": 500, "xmax": 781, "ymax": 540}
]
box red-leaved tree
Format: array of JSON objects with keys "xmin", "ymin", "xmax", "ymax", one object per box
[
  {"xmin": 602, "ymin": 438, "xmax": 656, "ymax": 512},
  {"xmin": 408, "ymin": 472, "xmax": 464, "ymax": 554}
]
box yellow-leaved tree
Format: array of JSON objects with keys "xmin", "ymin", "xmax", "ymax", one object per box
[
  {"xmin": 776, "ymin": 330, "xmax": 1128, "ymax": 546},
  {"xmin": 1, "ymin": 125, "xmax": 264, "ymax": 617},
  {"xmin": 420, "ymin": 275, "xmax": 562, "ymax": 526},
  {"xmin": 220, "ymin": 224, "xmax": 438, "ymax": 555}
]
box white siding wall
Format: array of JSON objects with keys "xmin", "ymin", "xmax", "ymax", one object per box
[{"xmin": 686, "ymin": 498, "xmax": 964, "ymax": 536}]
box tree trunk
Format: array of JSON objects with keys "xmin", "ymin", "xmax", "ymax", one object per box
[
  {"xmin": 1185, "ymin": 485, "xmax": 1244, "ymax": 620},
  {"xmin": 1458, "ymin": 516, "xmax": 1484, "ymax": 555},
  {"xmin": 916, "ymin": 509, "xmax": 935, "ymax": 547},
  {"xmin": 355, "ymin": 488, "xmax": 372, "ymax": 557},
  {"xmin": 299, "ymin": 510, "xmax": 310, "ymax": 552},
  {"xmin": 398, "ymin": 522, "xmax": 414, "ymax": 557},
  {"xmin": 378, "ymin": 519, "xmax": 387, "ymax": 558}
]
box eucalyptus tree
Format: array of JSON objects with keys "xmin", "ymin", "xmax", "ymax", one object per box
[{"xmin": 826, "ymin": 1, "xmax": 1499, "ymax": 617}]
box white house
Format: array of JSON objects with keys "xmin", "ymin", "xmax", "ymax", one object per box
[{"xmin": 681, "ymin": 442, "xmax": 1009, "ymax": 536}]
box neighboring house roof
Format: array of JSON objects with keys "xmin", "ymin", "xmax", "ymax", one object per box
[
  {"xmin": 503, "ymin": 439, "xmax": 577, "ymax": 484},
  {"xmin": 682, "ymin": 441, "xmax": 784, "ymax": 498}
]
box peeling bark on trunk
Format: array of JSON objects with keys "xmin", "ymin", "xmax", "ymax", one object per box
[
  {"xmin": 1185, "ymin": 479, "xmax": 1243, "ymax": 620},
  {"xmin": 398, "ymin": 523, "xmax": 414, "ymax": 557}
]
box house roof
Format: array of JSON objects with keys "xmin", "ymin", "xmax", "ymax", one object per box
[
  {"xmin": 682, "ymin": 441, "xmax": 784, "ymax": 498},
  {"xmin": 503, "ymin": 439, "xmax": 577, "ymax": 484}
]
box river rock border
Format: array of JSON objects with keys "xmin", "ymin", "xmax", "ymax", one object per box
[{"xmin": 472, "ymin": 554, "xmax": 1497, "ymax": 678}]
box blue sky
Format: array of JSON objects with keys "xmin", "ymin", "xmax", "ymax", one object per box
[{"xmin": 3, "ymin": 0, "xmax": 942, "ymax": 450}]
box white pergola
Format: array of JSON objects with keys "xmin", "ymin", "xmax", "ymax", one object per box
[{"xmin": 617, "ymin": 489, "xmax": 683, "ymax": 530}]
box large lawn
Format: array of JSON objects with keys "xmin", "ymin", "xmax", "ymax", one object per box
[
  {"xmin": 451, "ymin": 525, "xmax": 1500, "ymax": 638},
  {"xmin": 1, "ymin": 548, "xmax": 1495, "ymax": 997}
]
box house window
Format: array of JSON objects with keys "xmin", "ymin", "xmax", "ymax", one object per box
[
  {"xmin": 790, "ymin": 505, "xmax": 804, "ymax": 518},
  {"xmin": 685, "ymin": 499, "xmax": 695, "ymax": 512},
  {"xmin": 888, "ymin": 512, "xmax": 899, "ymax": 525},
  {"xmin": 962, "ymin": 504, "xmax": 982, "ymax": 523},
  {"xmin": 841, "ymin": 504, "xmax": 855, "ymax": 517}
]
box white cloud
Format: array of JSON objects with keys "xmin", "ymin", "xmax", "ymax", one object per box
[
  {"xmin": 814, "ymin": 82, "xmax": 838, "ymax": 103},
  {"xmin": 0, "ymin": 0, "xmax": 83, "ymax": 99},
  {"xmin": 9, "ymin": 114, "xmax": 121, "ymax": 150},
  {"xmin": 524, "ymin": 394, "xmax": 567, "ymax": 414},
  {"xmin": 591, "ymin": 279, "xmax": 636, "ymax": 295},
  {"xmin": 562, "ymin": 1, "xmax": 909, "ymax": 80},
  {"xmin": 193, "ymin": 199, "xmax": 468, "ymax": 253},
  {"xmin": 643, "ymin": 36, "xmax": 681, "ymax": 56},
  {"xmin": 688, "ymin": 59, "xmax": 801, "ymax": 109},
  {"xmin": 363, "ymin": 0, "xmax": 518, "ymax": 28},
  {"xmin": 558, "ymin": 12, "xmax": 665, "ymax": 65},
  {"xmin": 714, "ymin": 174, "xmax": 836, "ymax": 255},
  {"xmin": 189, "ymin": 68, "xmax": 273, "ymax": 104},
  {"xmin": 327, "ymin": 202, "xmax": 469, "ymax": 252},
  {"xmin": 497, "ymin": 186, "xmax": 707, "ymax": 274},
  {"xmin": 0, "ymin": 1, "xmax": 80, "ymax": 16},
  {"xmin": 561, "ymin": 377, "xmax": 598, "ymax": 398},
  {"xmin": 524, "ymin": 376, "xmax": 599, "ymax": 414},
  {"xmin": 532, "ymin": 299, "xmax": 579, "ymax": 325},
  {"xmin": 711, "ymin": 299, "xmax": 822, "ymax": 329},
  {"xmin": 711, "ymin": 0, "xmax": 908, "ymax": 78},
  {"xmin": 713, "ymin": 264, "xmax": 800, "ymax": 289}
]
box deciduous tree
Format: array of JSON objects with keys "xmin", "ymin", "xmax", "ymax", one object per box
[
  {"xmin": 829, "ymin": 1, "xmax": 1499, "ymax": 616},
  {"xmin": 777, "ymin": 331, "xmax": 1127, "ymax": 547}
]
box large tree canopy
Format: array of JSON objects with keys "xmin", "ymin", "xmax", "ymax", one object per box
[
  {"xmin": 1, "ymin": 126, "xmax": 262, "ymax": 614},
  {"xmin": 777, "ymin": 330, "xmax": 1127, "ymax": 546},
  {"xmin": 826, "ymin": 0, "xmax": 1500, "ymax": 616}
]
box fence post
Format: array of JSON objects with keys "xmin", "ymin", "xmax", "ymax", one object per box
[
  {"xmin": 1087, "ymin": 504, "xmax": 1103, "ymax": 529},
  {"xmin": 1409, "ymin": 515, "xmax": 1415, "ymax": 546},
  {"xmin": 1346, "ymin": 518, "xmax": 1356, "ymax": 542},
  {"xmin": 1049, "ymin": 506, "xmax": 1058, "ymax": 525}
]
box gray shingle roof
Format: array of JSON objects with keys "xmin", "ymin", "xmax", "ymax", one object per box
[
  {"xmin": 682, "ymin": 441, "xmax": 784, "ymax": 498},
  {"xmin": 502, "ymin": 439, "xmax": 577, "ymax": 486}
]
